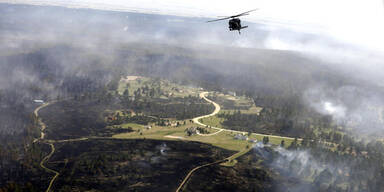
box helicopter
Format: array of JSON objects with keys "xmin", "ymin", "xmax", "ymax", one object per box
[{"xmin": 207, "ymin": 9, "xmax": 257, "ymax": 34}]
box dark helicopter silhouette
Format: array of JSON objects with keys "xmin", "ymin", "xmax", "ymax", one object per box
[{"xmin": 207, "ymin": 9, "xmax": 257, "ymax": 34}]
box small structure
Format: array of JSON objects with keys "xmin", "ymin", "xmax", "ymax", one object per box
[
  {"xmin": 145, "ymin": 125, "xmax": 152, "ymax": 130},
  {"xmin": 33, "ymin": 100, "xmax": 44, "ymax": 104},
  {"xmin": 170, "ymin": 122, "xmax": 178, "ymax": 127},
  {"xmin": 228, "ymin": 91, "xmax": 236, "ymax": 97},
  {"xmin": 234, "ymin": 133, "xmax": 248, "ymax": 141},
  {"xmin": 122, "ymin": 75, "xmax": 142, "ymax": 82}
]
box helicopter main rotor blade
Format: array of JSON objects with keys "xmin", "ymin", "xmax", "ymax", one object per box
[
  {"xmin": 206, "ymin": 9, "xmax": 258, "ymax": 22},
  {"xmin": 206, "ymin": 16, "xmax": 232, "ymax": 22},
  {"xmin": 231, "ymin": 9, "xmax": 258, "ymax": 18}
]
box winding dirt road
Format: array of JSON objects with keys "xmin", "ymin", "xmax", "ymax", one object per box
[
  {"xmin": 175, "ymin": 158, "xmax": 228, "ymax": 192},
  {"xmin": 33, "ymin": 101, "xmax": 56, "ymax": 143},
  {"xmin": 193, "ymin": 92, "xmax": 223, "ymax": 136},
  {"xmin": 40, "ymin": 143, "xmax": 60, "ymax": 192},
  {"xmin": 33, "ymin": 101, "xmax": 61, "ymax": 192},
  {"xmin": 195, "ymin": 92, "xmax": 301, "ymax": 141}
]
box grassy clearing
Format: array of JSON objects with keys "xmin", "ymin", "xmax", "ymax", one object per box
[
  {"xmin": 112, "ymin": 120, "xmax": 292, "ymax": 155},
  {"xmin": 113, "ymin": 123, "xmax": 188, "ymax": 140},
  {"xmin": 117, "ymin": 76, "xmax": 151, "ymax": 95},
  {"xmin": 198, "ymin": 115, "xmax": 293, "ymax": 147},
  {"xmin": 120, "ymin": 123, "xmax": 143, "ymax": 129},
  {"xmin": 211, "ymin": 93, "xmax": 262, "ymax": 114},
  {"xmin": 199, "ymin": 115, "xmax": 225, "ymax": 128},
  {"xmin": 117, "ymin": 76, "xmax": 200, "ymax": 98},
  {"xmin": 188, "ymin": 131, "xmax": 250, "ymax": 151},
  {"xmin": 221, "ymin": 107, "xmax": 262, "ymax": 115},
  {"xmin": 248, "ymin": 133, "xmax": 294, "ymax": 146},
  {"xmin": 113, "ymin": 122, "xmax": 251, "ymax": 152}
]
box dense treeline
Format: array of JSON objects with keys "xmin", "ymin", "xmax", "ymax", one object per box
[
  {"xmin": 210, "ymin": 92, "xmax": 338, "ymax": 140},
  {"xmin": 116, "ymin": 84, "xmax": 214, "ymax": 119},
  {"xmin": 131, "ymin": 101, "xmax": 214, "ymax": 120},
  {"xmin": 107, "ymin": 113, "xmax": 157, "ymax": 126}
]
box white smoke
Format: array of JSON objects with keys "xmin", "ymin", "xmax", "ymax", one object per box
[{"xmin": 304, "ymin": 85, "xmax": 384, "ymax": 137}]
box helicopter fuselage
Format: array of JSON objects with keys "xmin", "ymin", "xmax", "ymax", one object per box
[
  {"xmin": 206, "ymin": 9, "xmax": 256, "ymax": 34},
  {"xmin": 229, "ymin": 18, "xmax": 241, "ymax": 30},
  {"xmin": 229, "ymin": 18, "xmax": 248, "ymax": 33}
]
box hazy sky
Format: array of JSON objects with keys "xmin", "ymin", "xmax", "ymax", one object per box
[{"xmin": 3, "ymin": 0, "xmax": 384, "ymax": 51}]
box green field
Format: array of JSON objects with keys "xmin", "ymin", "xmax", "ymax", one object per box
[
  {"xmin": 113, "ymin": 123, "xmax": 250, "ymax": 152},
  {"xmin": 199, "ymin": 115, "xmax": 225, "ymax": 128},
  {"xmin": 117, "ymin": 76, "xmax": 200, "ymax": 98},
  {"xmin": 209, "ymin": 92, "xmax": 262, "ymax": 114}
]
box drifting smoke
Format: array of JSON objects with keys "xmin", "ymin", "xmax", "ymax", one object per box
[
  {"xmin": 253, "ymin": 144, "xmax": 353, "ymax": 192},
  {"xmin": 157, "ymin": 143, "xmax": 170, "ymax": 155},
  {"xmin": 150, "ymin": 143, "xmax": 170, "ymax": 164},
  {"xmin": 304, "ymin": 85, "xmax": 384, "ymax": 137},
  {"xmin": 263, "ymin": 27, "xmax": 384, "ymax": 88}
]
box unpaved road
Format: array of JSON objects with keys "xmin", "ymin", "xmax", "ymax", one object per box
[
  {"xmin": 195, "ymin": 92, "xmax": 301, "ymax": 141},
  {"xmin": 192, "ymin": 92, "xmax": 223, "ymax": 136},
  {"xmin": 40, "ymin": 143, "xmax": 59, "ymax": 192},
  {"xmin": 33, "ymin": 101, "xmax": 60, "ymax": 192},
  {"xmin": 164, "ymin": 135, "xmax": 185, "ymax": 139},
  {"xmin": 175, "ymin": 158, "xmax": 228, "ymax": 192},
  {"xmin": 33, "ymin": 101, "xmax": 56, "ymax": 143}
]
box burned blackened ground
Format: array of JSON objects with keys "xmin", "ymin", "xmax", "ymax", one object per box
[
  {"xmin": 183, "ymin": 145, "xmax": 323, "ymax": 192},
  {"xmin": 46, "ymin": 139, "xmax": 233, "ymax": 192},
  {"xmin": 184, "ymin": 147, "xmax": 279, "ymax": 192},
  {"xmin": 39, "ymin": 100, "xmax": 112, "ymax": 140},
  {"xmin": 0, "ymin": 142, "xmax": 54, "ymax": 192},
  {"xmin": 38, "ymin": 96, "xmax": 214, "ymax": 140}
]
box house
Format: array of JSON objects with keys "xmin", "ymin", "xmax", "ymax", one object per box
[
  {"xmin": 228, "ymin": 91, "xmax": 236, "ymax": 97},
  {"xmin": 145, "ymin": 125, "xmax": 152, "ymax": 130},
  {"xmin": 185, "ymin": 127, "xmax": 198, "ymax": 136},
  {"xmin": 170, "ymin": 122, "xmax": 178, "ymax": 127},
  {"xmin": 234, "ymin": 133, "xmax": 248, "ymax": 140}
]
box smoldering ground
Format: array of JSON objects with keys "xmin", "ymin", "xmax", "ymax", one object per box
[
  {"xmin": 252, "ymin": 143, "xmax": 379, "ymax": 192},
  {"xmin": 304, "ymin": 84, "xmax": 384, "ymax": 138}
]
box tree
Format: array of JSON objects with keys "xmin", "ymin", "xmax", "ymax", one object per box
[
  {"xmin": 280, "ymin": 140, "xmax": 285, "ymax": 147},
  {"xmin": 263, "ymin": 136, "xmax": 269, "ymax": 144},
  {"xmin": 288, "ymin": 138, "xmax": 298, "ymax": 149},
  {"xmin": 123, "ymin": 89, "xmax": 129, "ymax": 96},
  {"xmin": 301, "ymin": 138, "xmax": 308, "ymax": 147}
]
